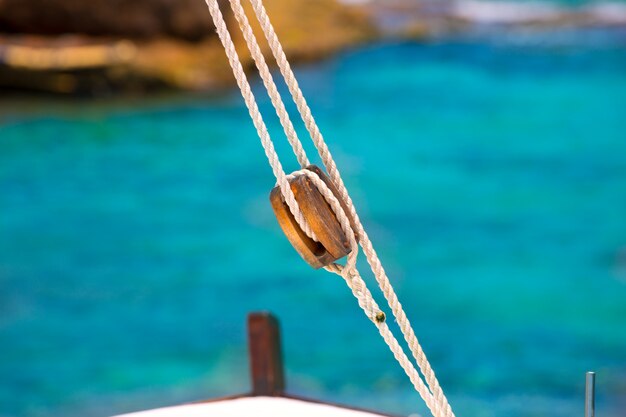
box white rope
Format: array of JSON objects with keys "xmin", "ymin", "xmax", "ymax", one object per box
[
  {"xmin": 203, "ymin": 0, "xmax": 317, "ymax": 242},
  {"xmin": 202, "ymin": 1, "xmax": 456, "ymax": 416},
  {"xmin": 342, "ymin": 269, "xmax": 443, "ymax": 416},
  {"xmin": 246, "ymin": 2, "xmax": 455, "ymax": 416},
  {"xmin": 288, "ymin": 169, "xmax": 443, "ymax": 417},
  {"xmin": 227, "ymin": 0, "xmax": 309, "ymax": 168}
]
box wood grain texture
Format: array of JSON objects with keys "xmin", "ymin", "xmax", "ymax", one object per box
[
  {"xmin": 270, "ymin": 165, "xmax": 352, "ymax": 269},
  {"xmin": 248, "ymin": 312, "xmax": 285, "ymax": 396}
]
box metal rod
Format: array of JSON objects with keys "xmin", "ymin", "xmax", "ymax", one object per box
[{"xmin": 585, "ymin": 371, "xmax": 595, "ymax": 417}]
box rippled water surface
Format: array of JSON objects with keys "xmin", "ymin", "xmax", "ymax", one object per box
[{"xmin": 1, "ymin": 41, "xmax": 625, "ymax": 417}]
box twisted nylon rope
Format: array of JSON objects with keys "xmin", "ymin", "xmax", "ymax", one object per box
[
  {"xmin": 294, "ymin": 170, "xmax": 444, "ymax": 416},
  {"xmin": 203, "ymin": 1, "xmax": 455, "ymax": 416},
  {"xmin": 203, "ymin": 0, "xmax": 317, "ymax": 242},
  {"xmin": 246, "ymin": 2, "xmax": 455, "ymax": 416},
  {"xmin": 227, "ymin": 0, "xmax": 309, "ymax": 168},
  {"xmin": 289, "ymin": 169, "xmax": 442, "ymax": 415}
]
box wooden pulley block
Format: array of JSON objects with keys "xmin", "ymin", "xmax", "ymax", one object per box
[{"xmin": 270, "ymin": 165, "xmax": 356, "ymax": 269}]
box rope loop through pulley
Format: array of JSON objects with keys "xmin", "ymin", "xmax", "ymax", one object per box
[
  {"xmin": 270, "ymin": 165, "xmax": 358, "ymax": 269},
  {"xmin": 202, "ymin": 0, "xmax": 457, "ymax": 415}
]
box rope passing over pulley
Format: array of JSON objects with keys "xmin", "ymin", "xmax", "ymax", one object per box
[
  {"xmin": 202, "ymin": 1, "xmax": 456, "ymax": 416},
  {"xmin": 270, "ymin": 165, "xmax": 356, "ymax": 269}
]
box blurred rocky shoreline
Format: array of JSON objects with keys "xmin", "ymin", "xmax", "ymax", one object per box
[
  {"xmin": 0, "ymin": 0, "xmax": 624, "ymax": 95},
  {"xmin": 0, "ymin": 0, "xmax": 374, "ymax": 94}
]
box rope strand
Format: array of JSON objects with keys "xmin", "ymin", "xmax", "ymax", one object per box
[
  {"xmin": 245, "ymin": 2, "xmax": 454, "ymax": 415},
  {"xmin": 203, "ymin": 0, "xmax": 317, "ymax": 241},
  {"xmin": 228, "ymin": 0, "xmax": 309, "ymax": 168},
  {"xmin": 203, "ymin": 1, "xmax": 455, "ymax": 416}
]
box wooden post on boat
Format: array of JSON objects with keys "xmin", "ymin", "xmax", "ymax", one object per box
[{"xmin": 247, "ymin": 312, "xmax": 285, "ymax": 396}]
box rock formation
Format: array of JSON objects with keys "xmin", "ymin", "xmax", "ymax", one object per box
[
  {"xmin": 0, "ymin": 0, "xmax": 216, "ymax": 41},
  {"xmin": 0, "ymin": 0, "xmax": 375, "ymax": 94}
]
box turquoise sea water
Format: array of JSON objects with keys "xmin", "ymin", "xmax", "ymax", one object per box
[{"xmin": 1, "ymin": 40, "xmax": 626, "ymax": 417}]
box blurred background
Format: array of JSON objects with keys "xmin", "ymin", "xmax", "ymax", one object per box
[{"xmin": 1, "ymin": 0, "xmax": 625, "ymax": 416}]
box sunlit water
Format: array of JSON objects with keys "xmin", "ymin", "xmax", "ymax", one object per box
[{"xmin": 1, "ymin": 40, "xmax": 625, "ymax": 417}]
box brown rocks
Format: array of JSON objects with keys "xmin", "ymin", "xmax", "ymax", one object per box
[
  {"xmin": 0, "ymin": 0, "xmax": 218, "ymax": 41},
  {"xmin": 0, "ymin": 0, "xmax": 376, "ymax": 94}
]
